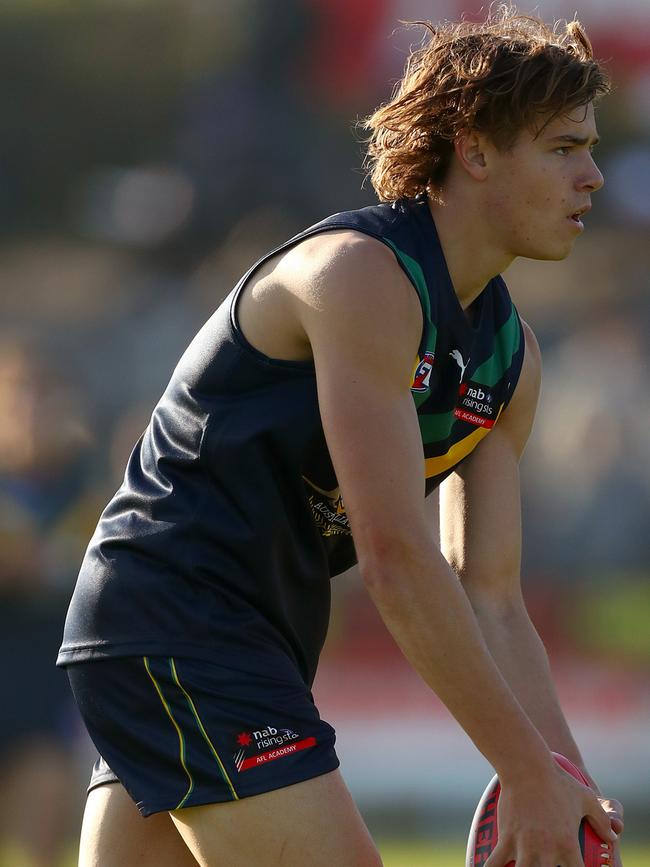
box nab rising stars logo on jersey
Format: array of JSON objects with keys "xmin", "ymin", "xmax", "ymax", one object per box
[{"xmin": 411, "ymin": 351, "xmax": 435, "ymax": 393}]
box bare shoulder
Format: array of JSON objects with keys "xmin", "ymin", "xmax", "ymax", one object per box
[
  {"xmin": 520, "ymin": 319, "xmax": 542, "ymax": 381},
  {"xmin": 281, "ymin": 230, "xmax": 417, "ymax": 321},
  {"xmin": 494, "ymin": 318, "xmax": 542, "ymax": 455},
  {"xmin": 237, "ymin": 229, "xmax": 421, "ymax": 366},
  {"xmin": 281, "ymin": 230, "xmax": 424, "ymax": 381},
  {"xmin": 517, "ymin": 319, "xmax": 542, "ymax": 406}
]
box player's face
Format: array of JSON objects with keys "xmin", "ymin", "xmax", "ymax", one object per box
[{"xmin": 487, "ymin": 102, "xmax": 603, "ymax": 261}]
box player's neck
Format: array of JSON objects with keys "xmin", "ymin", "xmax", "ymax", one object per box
[{"xmin": 427, "ymin": 190, "xmax": 514, "ymax": 310}]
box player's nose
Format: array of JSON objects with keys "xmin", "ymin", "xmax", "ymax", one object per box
[{"xmin": 580, "ymin": 153, "xmax": 604, "ymax": 193}]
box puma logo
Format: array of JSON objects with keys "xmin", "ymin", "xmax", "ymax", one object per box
[{"xmin": 449, "ymin": 349, "xmax": 470, "ymax": 383}]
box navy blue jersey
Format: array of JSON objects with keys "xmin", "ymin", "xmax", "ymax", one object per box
[{"xmin": 58, "ymin": 197, "xmax": 524, "ymax": 686}]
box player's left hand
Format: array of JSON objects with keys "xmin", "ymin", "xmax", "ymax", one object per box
[{"xmin": 599, "ymin": 796, "xmax": 624, "ymax": 866}]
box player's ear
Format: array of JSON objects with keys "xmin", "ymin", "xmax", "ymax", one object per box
[{"xmin": 453, "ymin": 130, "xmax": 489, "ymax": 181}]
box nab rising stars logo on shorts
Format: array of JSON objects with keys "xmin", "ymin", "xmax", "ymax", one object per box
[
  {"xmin": 411, "ymin": 351, "xmax": 435, "ymax": 393},
  {"xmin": 232, "ymin": 725, "xmax": 317, "ymax": 773}
]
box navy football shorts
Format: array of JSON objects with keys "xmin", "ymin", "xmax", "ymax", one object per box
[{"xmin": 67, "ymin": 653, "xmax": 339, "ymax": 817}]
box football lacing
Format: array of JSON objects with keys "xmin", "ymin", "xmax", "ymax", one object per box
[{"xmin": 600, "ymin": 841, "xmax": 611, "ymax": 861}]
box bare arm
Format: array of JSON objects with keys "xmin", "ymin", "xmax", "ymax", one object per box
[
  {"xmin": 441, "ymin": 321, "xmax": 624, "ymax": 842},
  {"xmin": 283, "ymin": 233, "xmax": 616, "ymax": 865},
  {"xmin": 440, "ymin": 323, "xmax": 587, "ymax": 770},
  {"xmin": 292, "ymin": 236, "xmax": 549, "ymax": 777}
]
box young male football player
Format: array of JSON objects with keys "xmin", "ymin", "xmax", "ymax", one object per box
[{"xmin": 58, "ymin": 6, "xmax": 624, "ymax": 866}]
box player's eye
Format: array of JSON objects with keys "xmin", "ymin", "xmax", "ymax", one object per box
[{"xmin": 554, "ymin": 146, "xmax": 571, "ymax": 155}]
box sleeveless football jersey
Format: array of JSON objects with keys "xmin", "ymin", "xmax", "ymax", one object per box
[{"xmin": 58, "ymin": 197, "xmax": 525, "ymax": 686}]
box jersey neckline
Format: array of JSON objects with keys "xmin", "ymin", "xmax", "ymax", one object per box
[{"xmin": 409, "ymin": 196, "xmax": 493, "ymax": 341}]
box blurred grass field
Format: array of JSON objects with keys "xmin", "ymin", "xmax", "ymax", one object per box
[
  {"xmin": 2, "ymin": 838, "xmax": 649, "ymax": 865},
  {"xmin": 378, "ymin": 839, "xmax": 650, "ymax": 866}
]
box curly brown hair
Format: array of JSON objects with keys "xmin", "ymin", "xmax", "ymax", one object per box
[{"xmin": 363, "ymin": 3, "xmax": 610, "ymax": 201}]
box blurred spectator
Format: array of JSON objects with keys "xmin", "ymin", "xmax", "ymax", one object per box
[
  {"xmin": 188, "ymin": 205, "xmax": 304, "ymax": 316},
  {"xmin": 0, "ymin": 338, "xmax": 93, "ymax": 867},
  {"xmin": 176, "ymin": 0, "xmax": 322, "ymax": 246},
  {"xmin": 522, "ymin": 302, "xmax": 650, "ymax": 577},
  {"xmin": 305, "ymin": 0, "xmax": 391, "ymax": 108}
]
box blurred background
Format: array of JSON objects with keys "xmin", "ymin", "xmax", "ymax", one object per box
[{"xmin": 0, "ymin": 0, "xmax": 648, "ymax": 864}]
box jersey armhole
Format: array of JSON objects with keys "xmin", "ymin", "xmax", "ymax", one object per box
[
  {"xmin": 228, "ymin": 247, "xmax": 314, "ymax": 371},
  {"xmin": 228, "ymin": 223, "xmax": 431, "ymax": 367}
]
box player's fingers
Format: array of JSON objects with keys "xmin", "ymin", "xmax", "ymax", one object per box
[
  {"xmin": 493, "ymin": 836, "xmax": 583, "ymax": 867},
  {"xmin": 483, "ymin": 840, "xmax": 515, "ymax": 867},
  {"xmin": 560, "ymin": 841, "xmax": 589, "ymax": 867},
  {"xmin": 503, "ymin": 855, "xmax": 558, "ymax": 867},
  {"xmin": 516, "ymin": 851, "xmax": 581, "ymax": 867},
  {"xmin": 584, "ymin": 794, "xmax": 619, "ymax": 845},
  {"xmin": 599, "ymin": 796, "xmax": 625, "ymax": 834}
]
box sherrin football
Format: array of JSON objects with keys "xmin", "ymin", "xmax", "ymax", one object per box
[{"xmin": 466, "ymin": 752, "xmax": 612, "ymax": 866}]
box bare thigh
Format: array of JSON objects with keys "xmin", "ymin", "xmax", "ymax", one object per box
[
  {"xmin": 170, "ymin": 769, "xmax": 383, "ymax": 867},
  {"xmin": 78, "ymin": 783, "xmax": 198, "ymax": 867}
]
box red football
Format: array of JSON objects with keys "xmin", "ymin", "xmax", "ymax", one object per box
[{"xmin": 466, "ymin": 752, "xmax": 612, "ymax": 866}]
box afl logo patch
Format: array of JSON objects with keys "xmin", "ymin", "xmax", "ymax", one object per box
[{"xmin": 411, "ymin": 351, "xmax": 435, "ymax": 393}]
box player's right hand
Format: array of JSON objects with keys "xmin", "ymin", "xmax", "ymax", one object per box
[{"xmin": 483, "ymin": 761, "xmax": 618, "ymax": 867}]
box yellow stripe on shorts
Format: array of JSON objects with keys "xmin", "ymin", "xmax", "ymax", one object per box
[
  {"xmin": 169, "ymin": 658, "xmax": 239, "ymax": 801},
  {"xmin": 143, "ymin": 656, "xmax": 194, "ymax": 810}
]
